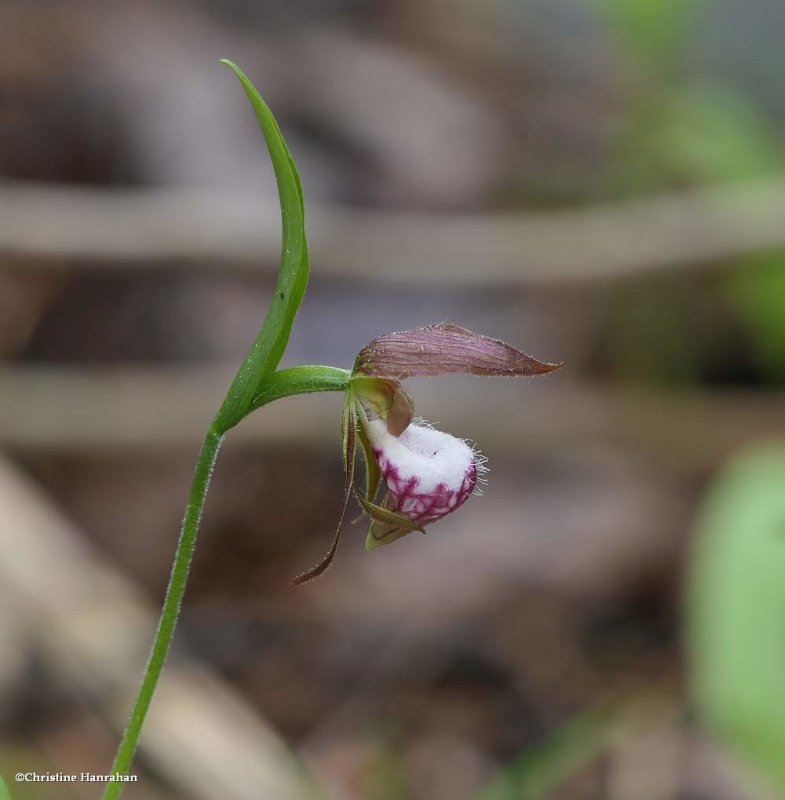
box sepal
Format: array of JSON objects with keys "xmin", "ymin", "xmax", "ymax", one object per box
[
  {"xmin": 355, "ymin": 323, "xmax": 562, "ymax": 380},
  {"xmin": 358, "ymin": 493, "xmax": 426, "ymax": 550},
  {"xmin": 290, "ymin": 392, "xmax": 356, "ymax": 584}
]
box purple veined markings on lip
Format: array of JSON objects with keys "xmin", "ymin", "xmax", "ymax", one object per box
[{"xmin": 364, "ymin": 417, "xmax": 488, "ymax": 529}]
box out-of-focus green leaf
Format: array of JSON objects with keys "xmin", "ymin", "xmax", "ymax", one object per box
[
  {"xmin": 213, "ymin": 60, "xmax": 310, "ymax": 433},
  {"xmin": 653, "ymin": 87, "xmax": 785, "ymax": 383},
  {"xmin": 592, "ymin": 0, "xmax": 703, "ymax": 74},
  {"xmin": 474, "ymin": 706, "xmax": 619, "ymax": 800},
  {"xmin": 656, "ymin": 87, "xmax": 783, "ymax": 183},
  {"xmin": 596, "ymin": 0, "xmax": 785, "ymax": 385},
  {"xmin": 612, "ymin": 83, "xmax": 785, "ymax": 384},
  {"xmin": 687, "ymin": 444, "xmax": 785, "ymax": 792},
  {"xmin": 0, "ymin": 773, "xmax": 11, "ymax": 800},
  {"xmin": 728, "ymin": 255, "xmax": 785, "ymax": 381}
]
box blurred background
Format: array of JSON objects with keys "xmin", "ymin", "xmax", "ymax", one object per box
[{"xmin": 2, "ymin": 0, "xmax": 785, "ymax": 798}]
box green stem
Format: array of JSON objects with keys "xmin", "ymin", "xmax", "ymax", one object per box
[
  {"xmin": 103, "ymin": 426, "xmax": 222, "ymax": 799},
  {"xmin": 103, "ymin": 366, "xmax": 350, "ymax": 799}
]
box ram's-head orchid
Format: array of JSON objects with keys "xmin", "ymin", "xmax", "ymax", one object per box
[
  {"xmin": 292, "ymin": 323, "xmax": 562, "ymax": 584},
  {"xmin": 106, "ymin": 62, "xmax": 564, "ymax": 796}
]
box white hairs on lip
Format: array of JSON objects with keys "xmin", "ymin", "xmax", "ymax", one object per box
[
  {"xmin": 425, "ymin": 417, "xmax": 489, "ymax": 495},
  {"xmin": 365, "ymin": 417, "xmax": 487, "ymax": 497},
  {"xmin": 472, "ymin": 446, "xmax": 489, "ymax": 496}
]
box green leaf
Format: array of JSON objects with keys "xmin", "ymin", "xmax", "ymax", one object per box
[
  {"xmin": 686, "ymin": 444, "xmax": 785, "ymax": 792},
  {"xmin": 0, "ymin": 773, "xmax": 11, "ymax": 800},
  {"xmin": 213, "ymin": 60, "xmax": 310, "ymax": 433}
]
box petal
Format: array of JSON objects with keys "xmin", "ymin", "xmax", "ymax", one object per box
[{"xmin": 354, "ymin": 323, "xmax": 563, "ymax": 380}]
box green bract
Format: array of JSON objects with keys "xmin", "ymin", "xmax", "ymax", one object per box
[{"xmin": 213, "ymin": 60, "xmax": 310, "ymax": 435}]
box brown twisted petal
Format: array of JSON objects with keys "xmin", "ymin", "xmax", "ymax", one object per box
[{"xmin": 354, "ymin": 323, "xmax": 563, "ymax": 380}]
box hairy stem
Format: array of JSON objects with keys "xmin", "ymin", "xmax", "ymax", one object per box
[
  {"xmin": 103, "ymin": 367, "xmax": 349, "ymax": 798},
  {"xmin": 103, "ymin": 426, "xmax": 222, "ymax": 799}
]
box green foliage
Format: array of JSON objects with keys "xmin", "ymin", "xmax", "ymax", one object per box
[
  {"xmin": 596, "ymin": 0, "xmax": 785, "ymax": 386},
  {"xmin": 729, "ymin": 257, "xmax": 785, "ymax": 382},
  {"xmin": 475, "ymin": 707, "xmax": 619, "ymax": 800},
  {"xmin": 660, "ymin": 88, "xmax": 785, "ymax": 383},
  {"xmin": 213, "ymin": 60, "xmax": 310, "ymax": 434},
  {"xmin": 0, "ymin": 773, "xmax": 10, "ymax": 800},
  {"xmin": 687, "ymin": 444, "xmax": 785, "ymax": 792},
  {"xmin": 592, "ymin": 0, "xmax": 703, "ymax": 78},
  {"xmin": 653, "ymin": 88, "xmax": 783, "ymax": 183},
  {"xmin": 660, "ymin": 88, "xmax": 785, "ymax": 381}
]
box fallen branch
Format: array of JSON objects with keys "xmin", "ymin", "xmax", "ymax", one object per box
[
  {"xmin": 2, "ymin": 178, "xmax": 785, "ymax": 285},
  {"xmin": 1, "ymin": 364, "xmax": 782, "ymax": 471}
]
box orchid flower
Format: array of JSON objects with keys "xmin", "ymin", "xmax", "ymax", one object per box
[
  {"xmin": 292, "ymin": 323, "xmax": 561, "ymax": 584},
  {"xmin": 106, "ymin": 62, "xmax": 563, "ymax": 796}
]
